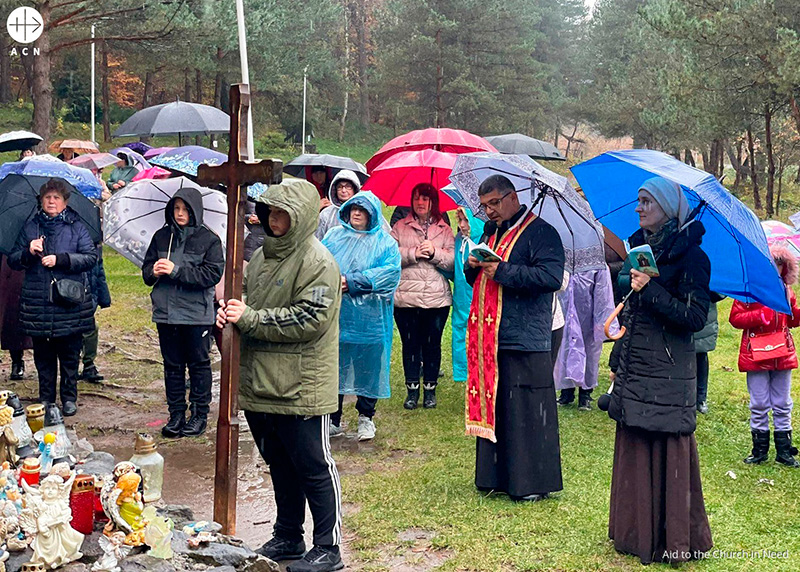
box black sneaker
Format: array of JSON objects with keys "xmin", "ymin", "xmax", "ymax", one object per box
[
  {"xmin": 423, "ymin": 385, "xmax": 437, "ymax": 409},
  {"xmin": 9, "ymin": 361, "xmax": 24, "ymax": 381},
  {"xmin": 286, "ymin": 545, "xmax": 344, "ymax": 572},
  {"xmin": 161, "ymin": 410, "xmax": 186, "ymax": 438},
  {"xmin": 82, "ymin": 365, "xmax": 105, "ymax": 383},
  {"xmin": 181, "ymin": 411, "xmax": 207, "ymax": 437},
  {"xmin": 556, "ymin": 388, "xmax": 575, "ymax": 406},
  {"xmin": 578, "ymin": 389, "xmax": 593, "ymax": 411},
  {"xmin": 256, "ymin": 536, "xmax": 306, "ymax": 562}
]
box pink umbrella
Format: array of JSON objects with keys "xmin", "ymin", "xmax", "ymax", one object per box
[
  {"xmin": 366, "ymin": 128, "xmax": 497, "ymax": 173},
  {"xmin": 143, "ymin": 146, "xmax": 175, "ymax": 159},
  {"xmin": 761, "ymin": 220, "xmax": 800, "ymax": 257},
  {"xmin": 362, "ymin": 149, "xmax": 459, "ymax": 210},
  {"xmin": 67, "ymin": 153, "xmax": 122, "ymax": 171},
  {"xmin": 132, "ymin": 166, "xmax": 172, "ymax": 181}
]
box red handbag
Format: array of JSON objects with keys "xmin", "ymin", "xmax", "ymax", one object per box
[{"xmin": 749, "ymin": 329, "xmax": 792, "ymax": 362}]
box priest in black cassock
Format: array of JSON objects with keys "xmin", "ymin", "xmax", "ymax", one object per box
[{"xmin": 464, "ymin": 174, "xmax": 564, "ymax": 500}]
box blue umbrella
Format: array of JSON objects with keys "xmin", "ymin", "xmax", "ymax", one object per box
[
  {"xmin": 572, "ymin": 149, "xmax": 790, "ymax": 313},
  {"xmin": 149, "ymin": 145, "xmax": 225, "ymax": 177},
  {"xmin": 0, "ymin": 158, "xmax": 103, "ymax": 199},
  {"xmin": 441, "ymin": 184, "xmax": 468, "ymax": 207}
]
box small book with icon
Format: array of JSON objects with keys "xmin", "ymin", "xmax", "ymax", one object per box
[
  {"xmin": 627, "ymin": 244, "xmax": 659, "ymax": 277},
  {"xmin": 468, "ymin": 241, "xmax": 502, "ymax": 263}
]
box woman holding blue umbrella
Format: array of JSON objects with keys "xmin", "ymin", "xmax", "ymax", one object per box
[{"xmin": 606, "ymin": 177, "xmax": 713, "ymax": 564}]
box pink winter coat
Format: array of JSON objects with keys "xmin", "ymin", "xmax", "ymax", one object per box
[{"xmin": 391, "ymin": 214, "xmax": 455, "ymax": 308}]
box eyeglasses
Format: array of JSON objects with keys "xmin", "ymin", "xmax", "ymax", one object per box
[
  {"xmin": 336, "ymin": 182, "xmax": 354, "ymax": 189},
  {"xmin": 480, "ymin": 192, "xmax": 511, "ymax": 212}
]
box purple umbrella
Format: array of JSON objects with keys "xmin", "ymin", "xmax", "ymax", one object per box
[
  {"xmin": 123, "ymin": 141, "xmax": 152, "ymax": 155},
  {"xmin": 110, "ymin": 147, "xmax": 151, "ymax": 171},
  {"xmin": 143, "ymin": 146, "xmax": 174, "ymax": 159},
  {"xmin": 149, "ymin": 145, "xmax": 226, "ymax": 177}
]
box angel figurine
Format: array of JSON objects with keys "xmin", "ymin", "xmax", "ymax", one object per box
[
  {"xmin": 91, "ymin": 531, "xmax": 131, "ymax": 572},
  {"xmin": 0, "ymin": 405, "xmax": 18, "ymax": 469},
  {"xmin": 19, "ymin": 474, "xmax": 84, "ymax": 568},
  {"xmin": 100, "ymin": 468, "xmax": 146, "ymax": 546}
]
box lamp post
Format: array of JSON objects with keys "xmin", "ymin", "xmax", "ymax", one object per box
[
  {"xmin": 90, "ymin": 24, "xmax": 95, "ymax": 144},
  {"xmin": 301, "ymin": 65, "xmax": 308, "ymax": 154}
]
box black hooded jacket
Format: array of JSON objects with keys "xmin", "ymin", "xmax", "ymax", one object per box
[
  {"xmin": 608, "ymin": 221, "xmax": 711, "ymax": 435},
  {"xmin": 142, "ymin": 187, "xmax": 224, "ymax": 325}
]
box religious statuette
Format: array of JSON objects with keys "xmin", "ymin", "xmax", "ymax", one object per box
[{"xmin": 91, "ymin": 531, "xmax": 131, "ymax": 572}]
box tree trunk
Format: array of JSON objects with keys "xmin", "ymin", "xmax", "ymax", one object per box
[
  {"xmin": 764, "ymin": 105, "xmax": 775, "ymax": 217},
  {"xmin": 0, "ymin": 33, "xmax": 12, "ymax": 104},
  {"xmin": 142, "ymin": 71, "xmax": 154, "ymax": 108},
  {"xmin": 184, "ymin": 68, "xmax": 192, "ymax": 102},
  {"xmin": 101, "ymin": 41, "xmax": 111, "ymax": 143},
  {"xmin": 213, "ymin": 47, "xmax": 224, "ymax": 108},
  {"xmin": 777, "ymin": 157, "xmax": 784, "ymax": 217},
  {"xmin": 195, "ymin": 68, "xmax": 203, "ymax": 145},
  {"xmin": 701, "ymin": 147, "xmax": 711, "ymax": 174},
  {"xmin": 435, "ymin": 29, "xmax": 443, "ymax": 128},
  {"xmin": 727, "ymin": 140, "xmax": 744, "ymax": 189},
  {"xmin": 564, "ymin": 123, "xmax": 578, "ymax": 159},
  {"xmin": 790, "ymin": 94, "xmax": 800, "ymax": 139},
  {"xmin": 795, "ymin": 163, "xmax": 800, "ymax": 185},
  {"xmin": 353, "ymin": 0, "xmax": 370, "ymax": 127},
  {"xmin": 747, "ymin": 126, "xmax": 761, "ymax": 211},
  {"xmin": 338, "ymin": 4, "xmax": 350, "ymax": 143},
  {"xmin": 684, "ymin": 149, "xmax": 695, "ymax": 167},
  {"xmin": 28, "ymin": 1, "xmax": 53, "ymax": 151}
]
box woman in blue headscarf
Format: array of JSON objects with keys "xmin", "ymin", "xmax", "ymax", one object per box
[
  {"xmin": 452, "ymin": 207, "xmax": 485, "ymax": 382},
  {"xmin": 322, "ymin": 191, "xmax": 401, "ymax": 441}
]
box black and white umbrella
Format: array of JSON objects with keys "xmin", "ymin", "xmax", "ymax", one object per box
[
  {"xmin": 113, "ymin": 100, "xmax": 230, "ymax": 139},
  {"xmin": 0, "ymin": 130, "xmax": 43, "ymax": 153},
  {"xmin": 285, "ymin": 153, "xmax": 369, "ymax": 183},
  {"xmin": 484, "ymin": 133, "xmax": 566, "ymax": 161}
]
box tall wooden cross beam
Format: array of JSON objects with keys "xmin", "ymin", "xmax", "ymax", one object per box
[{"xmin": 196, "ymin": 84, "xmax": 282, "ymax": 535}]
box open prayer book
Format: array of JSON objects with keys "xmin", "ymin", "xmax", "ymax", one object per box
[
  {"xmin": 468, "ymin": 240, "xmax": 502, "ymax": 263},
  {"xmin": 627, "ymin": 244, "xmax": 659, "ymax": 277}
]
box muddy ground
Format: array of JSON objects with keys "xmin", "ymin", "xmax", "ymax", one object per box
[{"xmin": 0, "ymin": 333, "xmax": 448, "ymax": 571}]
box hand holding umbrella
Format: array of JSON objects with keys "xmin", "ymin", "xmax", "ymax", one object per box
[{"xmin": 603, "ymin": 269, "xmax": 650, "ymax": 340}]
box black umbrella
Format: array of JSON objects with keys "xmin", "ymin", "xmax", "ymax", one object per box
[
  {"xmin": 284, "ymin": 153, "xmax": 369, "ymax": 183},
  {"xmin": 113, "ymin": 100, "xmax": 230, "ymax": 142},
  {"xmin": 484, "ymin": 133, "xmax": 566, "ymax": 161},
  {"xmin": 0, "ymin": 175, "xmax": 102, "ymax": 255},
  {"xmin": 0, "ymin": 130, "xmax": 43, "ymax": 153}
]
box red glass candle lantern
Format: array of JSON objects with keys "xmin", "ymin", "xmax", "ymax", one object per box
[
  {"xmin": 94, "ymin": 477, "xmax": 108, "ymax": 524},
  {"xmin": 19, "ymin": 457, "xmax": 40, "ymax": 487},
  {"xmin": 69, "ymin": 474, "xmax": 95, "ymax": 535}
]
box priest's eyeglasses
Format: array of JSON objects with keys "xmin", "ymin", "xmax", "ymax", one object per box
[{"xmin": 480, "ymin": 192, "xmax": 512, "ymax": 213}]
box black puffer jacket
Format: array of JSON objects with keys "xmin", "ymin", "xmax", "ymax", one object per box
[
  {"xmin": 142, "ymin": 187, "xmax": 224, "ymax": 325},
  {"xmin": 8, "ymin": 208, "xmax": 98, "ymax": 338},
  {"xmin": 608, "ymin": 221, "xmax": 711, "ymax": 435},
  {"xmin": 465, "ymin": 207, "xmax": 564, "ymax": 352}
]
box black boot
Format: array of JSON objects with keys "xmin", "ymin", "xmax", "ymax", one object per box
[
  {"xmin": 182, "ymin": 406, "xmax": 208, "ymax": 437},
  {"xmin": 556, "ymin": 388, "xmax": 575, "ymax": 406},
  {"xmin": 161, "ymin": 410, "xmax": 186, "ymax": 438},
  {"xmin": 743, "ymin": 429, "xmax": 770, "ymax": 464},
  {"xmin": 774, "ymin": 430, "xmax": 800, "ymax": 468},
  {"xmin": 81, "ymin": 364, "xmax": 104, "ymax": 383},
  {"xmin": 9, "ymin": 361, "xmax": 24, "ymax": 381},
  {"xmin": 578, "ymin": 388, "xmax": 593, "ymax": 411},
  {"xmin": 423, "ymin": 382, "xmax": 437, "ymax": 409},
  {"xmin": 403, "ymin": 381, "xmax": 420, "ymax": 410}
]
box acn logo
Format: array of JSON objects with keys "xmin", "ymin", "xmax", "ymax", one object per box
[{"xmin": 6, "ymin": 7, "xmax": 43, "ymax": 44}]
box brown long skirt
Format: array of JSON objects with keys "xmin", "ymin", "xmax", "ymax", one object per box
[{"xmin": 608, "ymin": 423, "xmax": 712, "ymax": 565}]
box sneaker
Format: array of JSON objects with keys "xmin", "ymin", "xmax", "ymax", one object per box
[
  {"xmin": 286, "ymin": 545, "xmax": 344, "ymax": 572},
  {"xmin": 329, "ymin": 423, "xmax": 345, "ymax": 438},
  {"xmin": 82, "ymin": 364, "xmax": 105, "ymax": 383},
  {"xmin": 9, "ymin": 361, "xmax": 24, "ymax": 381},
  {"xmin": 256, "ymin": 536, "xmax": 306, "ymax": 562},
  {"xmin": 161, "ymin": 410, "xmax": 186, "ymax": 438},
  {"xmin": 578, "ymin": 389, "xmax": 593, "ymax": 411},
  {"xmin": 357, "ymin": 415, "xmax": 375, "ymax": 441},
  {"xmin": 697, "ymin": 401, "xmax": 709, "ymax": 415},
  {"xmin": 181, "ymin": 411, "xmax": 207, "ymax": 437},
  {"xmin": 513, "ymin": 493, "xmax": 550, "ymax": 502},
  {"xmin": 556, "ymin": 388, "xmax": 575, "ymax": 406}
]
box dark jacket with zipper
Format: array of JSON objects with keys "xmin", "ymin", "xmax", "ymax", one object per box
[
  {"xmin": 465, "ymin": 207, "xmax": 565, "ymax": 352},
  {"xmin": 608, "ymin": 221, "xmax": 711, "ymax": 435},
  {"xmin": 142, "ymin": 187, "xmax": 224, "ymax": 326},
  {"xmin": 8, "ymin": 208, "xmax": 98, "ymax": 338}
]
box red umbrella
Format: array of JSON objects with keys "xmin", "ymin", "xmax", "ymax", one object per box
[
  {"xmin": 362, "ymin": 149, "xmax": 459, "ymax": 210},
  {"xmin": 366, "ymin": 128, "xmax": 497, "ymax": 173}
]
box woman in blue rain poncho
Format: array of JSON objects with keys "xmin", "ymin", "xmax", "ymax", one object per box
[
  {"xmin": 322, "ymin": 191, "xmax": 401, "ymax": 441},
  {"xmin": 452, "ymin": 207, "xmax": 485, "ymax": 382}
]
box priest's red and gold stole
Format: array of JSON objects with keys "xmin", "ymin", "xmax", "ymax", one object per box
[{"xmin": 465, "ymin": 211, "xmax": 536, "ymax": 442}]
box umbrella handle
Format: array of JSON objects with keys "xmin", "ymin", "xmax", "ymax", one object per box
[{"xmin": 604, "ymin": 302, "xmax": 626, "ymax": 340}]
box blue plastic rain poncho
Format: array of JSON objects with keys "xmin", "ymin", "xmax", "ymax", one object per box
[
  {"xmin": 322, "ymin": 192, "xmax": 401, "ymax": 398},
  {"xmin": 452, "ymin": 207, "xmax": 486, "ymax": 382}
]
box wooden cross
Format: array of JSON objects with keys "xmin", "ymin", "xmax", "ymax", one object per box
[{"xmin": 196, "ymin": 84, "xmax": 282, "ymax": 535}]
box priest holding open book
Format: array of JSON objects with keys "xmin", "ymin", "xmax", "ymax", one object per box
[{"xmin": 464, "ymin": 174, "xmax": 565, "ymax": 501}]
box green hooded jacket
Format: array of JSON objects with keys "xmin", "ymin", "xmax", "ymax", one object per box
[{"xmin": 236, "ymin": 177, "xmax": 342, "ymax": 415}]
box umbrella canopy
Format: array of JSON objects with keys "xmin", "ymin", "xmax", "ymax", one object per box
[
  {"xmin": 0, "ymin": 158, "xmax": 103, "ymax": 199},
  {"xmin": 0, "ymin": 174, "xmax": 101, "ymax": 255},
  {"xmin": 122, "ymin": 141, "xmax": 152, "ymax": 155},
  {"xmin": 484, "ymin": 133, "xmax": 565, "ymax": 161},
  {"xmin": 110, "ymin": 147, "xmax": 151, "ymax": 171},
  {"xmin": 149, "ymin": 146, "xmax": 225, "ymax": 177},
  {"xmin": 50, "ymin": 140, "xmax": 99, "ymax": 154},
  {"xmin": 366, "ymin": 128, "xmax": 497, "ymax": 173},
  {"xmin": 67, "ymin": 153, "xmax": 122, "ymax": 171},
  {"xmin": 761, "ymin": 220, "xmax": 800, "ymax": 257},
  {"xmin": 0, "ymin": 130, "xmax": 43, "ymax": 153},
  {"xmin": 143, "ymin": 146, "xmax": 175, "ymax": 159},
  {"xmin": 449, "ymin": 152, "xmax": 605, "ymax": 272},
  {"xmin": 572, "ymin": 149, "xmax": 790, "ymax": 313},
  {"xmin": 103, "ymin": 176, "xmax": 228, "ymax": 268},
  {"xmin": 362, "ymin": 149, "xmax": 459, "ymax": 210},
  {"xmin": 285, "ymin": 154, "xmax": 368, "ymax": 183},
  {"xmin": 132, "ymin": 166, "xmax": 172, "ymax": 182},
  {"xmin": 113, "ymin": 101, "xmax": 230, "ymax": 138}
]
